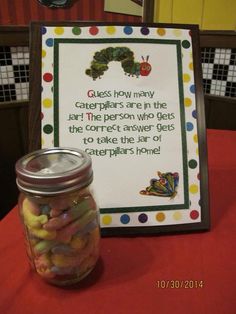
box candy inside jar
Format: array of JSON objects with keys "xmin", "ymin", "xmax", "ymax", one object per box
[{"xmin": 15, "ymin": 148, "xmax": 100, "ymax": 286}]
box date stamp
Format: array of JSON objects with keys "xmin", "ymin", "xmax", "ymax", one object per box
[{"xmin": 156, "ymin": 280, "xmax": 204, "ymax": 289}]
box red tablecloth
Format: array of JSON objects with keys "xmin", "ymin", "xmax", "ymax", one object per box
[{"xmin": 1, "ymin": 129, "xmax": 236, "ymax": 314}]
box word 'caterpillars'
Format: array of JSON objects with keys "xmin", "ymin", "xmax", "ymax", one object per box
[{"xmin": 67, "ymin": 89, "xmax": 177, "ymax": 158}]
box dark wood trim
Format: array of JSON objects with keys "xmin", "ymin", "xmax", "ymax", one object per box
[
  {"xmin": 142, "ymin": 0, "xmax": 155, "ymax": 23},
  {"xmin": 1, "ymin": 26, "xmax": 235, "ymax": 49},
  {"xmin": 0, "ymin": 101, "xmax": 29, "ymax": 149},
  {"xmin": 205, "ymin": 95, "xmax": 236, "ymax": 130},
  {"xmin": 0, "ymin": 101, "xmax": 28, "ymax": 110},
  {"xmin": 0, "ymin": 26, "xmax": 29, "ymax": 46},
  {"xmin": 28, "ymin": 22, "xmax": 42, "ymax": 152},
  {"xmin": 200, "ymin": 30, "xmax": 236, "ymax": 48},
  {"xmin": 191, "ymin": 25, "xmax": 210, "ymax": 232},
  {"xmin": 205, "ymin": 94, "xmax": 236, "ymax": 105}
]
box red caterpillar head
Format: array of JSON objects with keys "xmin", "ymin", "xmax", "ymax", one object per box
[{"xmin": 140, "ymin": 56, "xmax": 152, "ymax": 76}]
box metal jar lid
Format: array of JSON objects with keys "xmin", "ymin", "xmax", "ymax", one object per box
[{"xmin": 15, "ymin": 147, "xmax": 93, "ymax": 196}]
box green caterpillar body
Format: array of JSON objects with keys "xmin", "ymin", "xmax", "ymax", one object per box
[{"xmin": 86, "ymin": 47, "xmax": 151, "ymax": 80}]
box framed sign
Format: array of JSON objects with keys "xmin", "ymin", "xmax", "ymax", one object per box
[{"xmin": 29, "ymin": 22, "xmax": 209, "ymax": 236}]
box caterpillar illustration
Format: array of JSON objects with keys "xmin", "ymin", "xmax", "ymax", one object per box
[
  {"xmin": 85, "ymin": 47, "xmax": 152, "ymax": 80},
  {"xmin": 140, "ymin": 171, "xmax": 179, "ymax": 199}
]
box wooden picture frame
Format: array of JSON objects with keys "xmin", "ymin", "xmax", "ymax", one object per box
[
  {"xmin": 142, "ymin": 0, "xmax": 155, "ymax": 22},
  {"xmin": 29, "ymin": 21, "xmax": 209, "ymax": 236}
]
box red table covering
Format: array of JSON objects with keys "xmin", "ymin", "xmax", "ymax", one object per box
[{"xmin": 1, "ymin": 129, "xmax": 236, "ymax": 314}]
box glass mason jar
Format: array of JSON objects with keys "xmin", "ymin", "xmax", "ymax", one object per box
[{"xmin": 15, "ymin": 148, "xmax": 100, "ymax": 286}]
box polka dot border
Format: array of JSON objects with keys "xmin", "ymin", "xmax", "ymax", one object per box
[
  {"xmin": 138, "ymin": 213, "xmax": 148, "ymax": 223},
  {"xmin": 41, "ymin": 25, "xmax": 202, "ymax": 229},
  {"xmin": 100, "ymin": 207, "xmax": 201, "ymax": 228},
  {"xmin": 120, "ymin": 214, "xmax": 130, "ymax": 224},
  {"xmin": 89, "ymin": 26, "xmax": 99, "ymax": 36}
]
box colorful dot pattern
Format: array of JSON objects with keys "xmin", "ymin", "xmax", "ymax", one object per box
[{"xmin": 41, "ymin": 25, "xmax": 201, "ymax": 229}]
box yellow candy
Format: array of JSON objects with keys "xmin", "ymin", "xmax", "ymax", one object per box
[
  {"xmin": 22, "ymin": 198, "xmax": 48, "ymax": 228},
  {"xmin": 51, "ymin": 233, "xmax": 94, "ymax": 268},
  {"xmin": 70, "ymin": 235, "xmax": 88, "ymax": 251},
  {"xmin": 34, "ymin": 240, "xmax": 58, "ymax": 255},
  {"xmin": 23, "ymin": 198, "xmax": 40, "ymax": 215},
  {"xmin": 51, "ymin": 254, "xmax": 77, "ymax": 268},
  {"xmin": 29, "ymin": 227, "xmax": 57, "ymax": 240}
]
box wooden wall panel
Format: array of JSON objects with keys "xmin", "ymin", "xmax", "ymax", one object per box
[
  {"xmin": 154, "ymin": 0, "xmax": 172, "ymax": 23},
  {"xmin": 202, "ymin": 0, "xmax": 236, "ymax": 30},
  {"xmin": 172, "ymin": 0, "xmax": 204, "ymax": 25},
  {"xmin": 154, "ymin": 0, "xmax": 236, "ymax": 30},
  {"xmin": 0, "ymin": 0, "xmax": 140, "ymax": 25}
]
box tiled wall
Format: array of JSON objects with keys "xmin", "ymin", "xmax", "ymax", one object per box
[
  {"xmin": 201, "ymin": 47, "xmax": 236, "ymax": 97},
  {"xmin": 0, "ymin": 46, "xmax": 29, "ymax": 102},
  {"xmin": 0, "ymin": 45, "xmax": 235, "ymax": 104}
]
